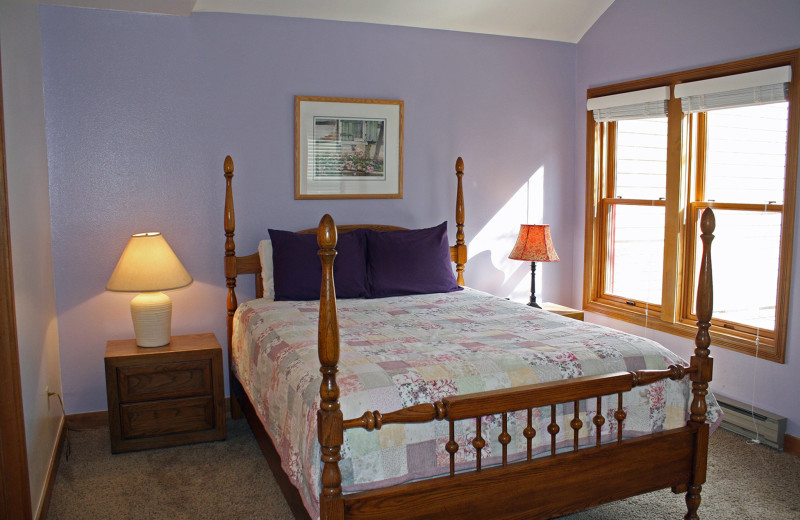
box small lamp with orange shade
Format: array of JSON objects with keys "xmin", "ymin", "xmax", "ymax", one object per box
[{"xmin": 508, "ymin": 224, "xmax": 559, "ymax": 308}]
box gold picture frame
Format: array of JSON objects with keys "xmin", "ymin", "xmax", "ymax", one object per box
[{"xmin": 295, "ymin": 96, "xmax": 404, "ymax": 199}]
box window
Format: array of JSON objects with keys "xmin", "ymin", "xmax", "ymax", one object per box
[
  {"xmin": 584, "ymin": 50, "xmax": 799, "ymax": 363},
  {"xmin": 603, "ymin": 117, "xmax": 668, "ymax": 307},
  {"xmin": 689, "ymin": 103, "xmax": 788, "ymax": 333}
]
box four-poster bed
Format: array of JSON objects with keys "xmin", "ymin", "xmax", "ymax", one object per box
[{"xmin": 223, "ymin": 154, "xmax": 719, "ymax": 519}]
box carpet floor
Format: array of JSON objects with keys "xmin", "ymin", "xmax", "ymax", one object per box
[{"xmin": 46, "ymin": 420, "xmax": 799, "ymax": 519}]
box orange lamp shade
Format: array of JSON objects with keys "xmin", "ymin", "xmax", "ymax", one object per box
[{"xmin": 508, "ymin": 225, "xmax": 559, "ymax": 263}]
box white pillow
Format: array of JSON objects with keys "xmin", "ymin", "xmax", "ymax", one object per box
[{"xmin": 258, "ymin": 239, "xmax": 275, "ymax": 300}]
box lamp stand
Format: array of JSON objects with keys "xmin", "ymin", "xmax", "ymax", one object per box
[
  {"xmin": 130, "ymin": 291, "xmax": 172, "ymax": 347},
  {"xmin": 528, "ymin": 261, "xmax": 540, "ymax": 308}
]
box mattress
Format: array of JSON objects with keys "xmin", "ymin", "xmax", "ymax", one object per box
[{"xmin": 231, "ymin": 288, "xmax": 721, "ymax": 518}]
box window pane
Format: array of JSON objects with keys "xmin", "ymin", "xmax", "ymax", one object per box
[
  {"xmin": 605, "ymin": 204, "xmax": 664, "ymax": 305},
  {"xmin": 365, "ymin": 120, "xmax": 384, "ymax": 142},
  {"xmin": 615, "ymin": 118, "xmax": 668, "ymax": 200},
  {"xmin": 340, "ymin": 120, "xmax": 363, "ymax": 141},
  {"xmin": 705, "ymin": 102, "xmax": 788, "ymax": 204},
  {"xmin": 693, "ymin": 208, "xmax": 780, "ymax": 331}
]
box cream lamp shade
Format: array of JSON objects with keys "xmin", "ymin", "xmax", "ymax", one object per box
[{"xmin": 107, "ymin": 232, "xmax": 192, "ymax": 347}]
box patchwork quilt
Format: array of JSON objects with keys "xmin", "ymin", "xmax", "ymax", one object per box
[{"xmin": 231, "ymin": 288, "xmax": 721, "ymax": 518}]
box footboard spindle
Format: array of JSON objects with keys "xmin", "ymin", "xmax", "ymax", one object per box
[
  {"xmin": 447, "ymin": 422, "xmax": 458, "ymax": 476},
  {"xmin": 615, "ymin": 393, "xmax": 626, "ymax": 442},
  {"xmin": 524, "ymin": 409, "xmax": 535, "ymax": 460},
  {"xmin": 594, "ymin": 396, "xmax": 604, "ymax": 447},
  {"xmin": 473, "ymin": 417, "xmax": 485, "ymax": 471},
  {"xmin": 548, "ymin": 404, "xmax": 559, "ymax": 455},
  {"xmin": 499, "ymin": 413, "xmax": 510, "ymax": 465},
  {"xmin": 571, "ymin": 401, "xmax": 582, "ymax": 451}
]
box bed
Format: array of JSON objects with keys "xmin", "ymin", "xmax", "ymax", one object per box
[{"xmin": 223, "ymin": 155, "xmax": 720, "ymax": 520}]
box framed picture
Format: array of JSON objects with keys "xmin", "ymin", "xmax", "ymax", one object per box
[{"xmin": 295, "ymin": 96, "xmax": 404, "ymax": 199}]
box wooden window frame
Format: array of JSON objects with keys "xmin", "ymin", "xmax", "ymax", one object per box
[
  {"xmin": 583, "ymin": 49, "xmax": 800, "ymax": 363},
  {"xmin": 598, "ymin": 118, "xmax": 668, "ymax": 314}
]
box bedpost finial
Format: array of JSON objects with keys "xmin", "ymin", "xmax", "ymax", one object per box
[
  {"xmin": 455, "ymin": 157, "xmax": 464, "ymax": 173},
  {"xmin": 700, "ymin": 207, "xmax": 715, "ymax": 235},
  {"xmin": 224, "ymin": 155, "xmax": 234, "ymax": 174},
  {"xmin": 318, "ymin": 214, "xmax": 338, "ymax": 249}
]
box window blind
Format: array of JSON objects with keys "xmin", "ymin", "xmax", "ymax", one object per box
[
  {"xmin": 675, "ymin": 66, "xmax": 791, "ymax": 113},
  {"xmin": 587, "ymin": 86, "xmax": 670, "ymax": 122}
]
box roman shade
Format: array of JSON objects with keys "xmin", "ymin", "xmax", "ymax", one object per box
[
  {"xmin": 587, "ymin": 86, "xmax": 670, "ymax": 122},
  {"xmin": 675, "ymin": 66, "xmax": 791, "ymax": 113}
]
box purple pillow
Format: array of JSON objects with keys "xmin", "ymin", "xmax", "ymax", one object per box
[
  {"xmin": 366, "ymin": 222, "xmax": 462, "ymax": 298},
  {"xmin": 268, "ymin": 228, "xmax": 369, "ymax": 301}
]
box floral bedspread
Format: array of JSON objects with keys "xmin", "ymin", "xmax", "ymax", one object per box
[{"xmin": 231, "ymin": 288, "xmax": 721, "ymax": 519}]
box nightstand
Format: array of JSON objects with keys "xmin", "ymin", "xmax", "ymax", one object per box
[
  {"xmin": 104, "ymin": 332, "xmax": 226, "ymax": 453},
  {"xmin": 541, "ymin": 302, "xmax": 584, "ymax": 321}
]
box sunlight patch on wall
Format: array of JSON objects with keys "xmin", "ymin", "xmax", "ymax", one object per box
[{"xmin": 468, "ymin": 167, "xmax": 543, "ymax": 301}]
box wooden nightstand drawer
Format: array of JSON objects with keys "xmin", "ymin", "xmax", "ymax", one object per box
[
  {"xmin": 105, "ymin": 333, "xmax": 225, "ymax": 453},
  {"xmin": 117, "ymin": 360, "xmax": 212, "ymax": 403},
  {"xmin": 120, "ymin": 396, "xmax": 215, "ymax": 439}
]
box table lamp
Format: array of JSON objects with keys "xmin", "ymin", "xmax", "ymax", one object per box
[
  {"xmin": 106, "ymin": 232, "xmax": 192, "ymax": 347},
  {"xmin": 508, "ymin": 224, "xmax": 559, "ymax": 308}
]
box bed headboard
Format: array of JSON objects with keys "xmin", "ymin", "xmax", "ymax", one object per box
[{"xmin": 223, "ymin": 155, "xmax": 467, "ymax": 349}]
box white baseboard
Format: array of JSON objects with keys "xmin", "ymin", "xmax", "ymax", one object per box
[{"xmin": 34, "ymin": 414, "xmax": 66, "ymax": 520}]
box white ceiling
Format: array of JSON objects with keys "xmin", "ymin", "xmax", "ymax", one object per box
[{"xmin": 39, "ymin": 0, "xmax": 614, "ymax": 43}]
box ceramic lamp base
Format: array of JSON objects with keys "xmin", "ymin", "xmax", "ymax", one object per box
[{"xmin": 130, "ymin": 291, "xmax": 172, "ymax": 347}]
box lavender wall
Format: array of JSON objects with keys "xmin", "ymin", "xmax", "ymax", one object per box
[
  {"xmin": 575, "ymin": 0, "xmax": 800, "ymax": 436},
  {"xmin": 40, "ymin": 7, "xmax": 576, "ymax": 414}
]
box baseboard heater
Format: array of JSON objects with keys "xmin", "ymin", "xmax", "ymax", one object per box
[{"xmin": 715, "ymin": 394, "xmax": 786, "ymax": 450}]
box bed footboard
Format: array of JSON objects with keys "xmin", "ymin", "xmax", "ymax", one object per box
[
  {"xmin": 336, "ymin": 366, "xmax": 696, "ymax": 519},
  {"xmin": 316, "ymin": 208, "xmax": 715, "ymax": 520},
  {"xmin": 344, "ymin": 427, "xmax": 699, "ymax": 520}
]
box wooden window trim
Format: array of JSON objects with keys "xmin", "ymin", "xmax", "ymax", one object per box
[
  {"xmin": 598, "ymin": 118, "xmax": 668, "ymax": 313},
  {"xmin": 598, "ymin": 199, "xmax": 666, "ymax": 313},
  {"xmin": 584, "ymin": 49, "xmax": 800, "ymax": 363},
  {"xmin": 681, "ymin": 201, "xmax": 780, "ymax": 338}
]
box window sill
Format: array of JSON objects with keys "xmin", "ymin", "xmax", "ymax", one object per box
[{"xmin": 582, "ymin": 299, "xmax": 782, "ymax": 363}]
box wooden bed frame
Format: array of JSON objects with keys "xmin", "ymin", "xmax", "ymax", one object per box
[{"xmin": 223, "ymin": 155, "xmax": 716, "ymax": 520}]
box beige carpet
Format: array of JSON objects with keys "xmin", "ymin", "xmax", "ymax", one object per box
[{"xmin": 46, "ymin": 419, "xmax": 800, "ymax": 519}]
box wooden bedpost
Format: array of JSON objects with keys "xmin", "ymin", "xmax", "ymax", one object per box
[
  {"xmin": 685, "ymin": 207, "xmax": 715, "ymax": 520},
  {"xmin": 223, "ymin": 155, "xmax": 243, "ymax": 420},
  {"xmin": 317, "ymin": 214, "xmax": 344, "ymax": 520},
  {"xmin": 453, "ymin": 157, "xmax": 467, "ymax": 286}
]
